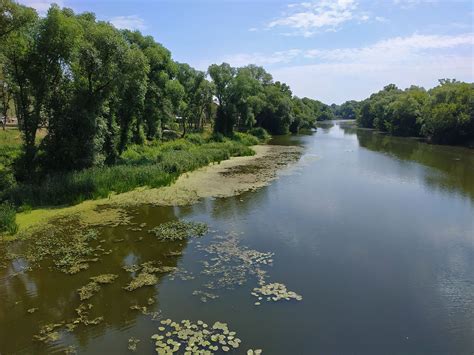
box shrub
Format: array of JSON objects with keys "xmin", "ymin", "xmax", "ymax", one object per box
[
  {"xmin": 248, "ymin": 127, "xmax": 271, "ymax": 142},
  {"xmin": 232, "ymin": 132, "xmax": 260, "ymax": 146},
  {"xmin": 186, "ymin": 133, "xmax": 206, "ymax": 145},
  {"xmin": 0, "ymin": 202, "xmax": 18, "ymax": 235}
]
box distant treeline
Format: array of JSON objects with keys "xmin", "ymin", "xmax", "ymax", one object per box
[
  {"xmin": 332, "ymin": 80, "xmax": 474, "ymax": 146},
  {"xmin": 0, "ymin": 1, "xmax": 336, "ymax": 184}
]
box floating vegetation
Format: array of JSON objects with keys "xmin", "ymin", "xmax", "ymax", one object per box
[
  {"xmin": 251, "ymin": 282, "xmax": 302, "ymax": 303},
  {"xmin": 149, "ymin": 220, "xmax": 208, "ymax": 241},
  {"xmin": 125, "ymin": 272, "xmax": 158, "ymax": 291},
  {"xmin": 197, "ymin": 233, "xmax": 274, "ymax": 292},
  {"xmin": 192, "ymin": 290, "xmax": 220, "ymax": 303},
  {"xmin": 34, "ymin": 322, "xmax": 64, "ymax": 343},
  {"xmin": 123, "ymin": 264, "xmax": 141, "ymax": 273},
  {"xmin": 71, "ymin": 303, "xmax": 104, "ymax": 327},
  {"xmin": 247, "ymin": 350, "xmax": 263, "ymax": 355},
  {"xmin": 64, "ymin": 346, "xmax": 77, "ymax": 354},
  {"xmin": 35, "ymin": 304, "xmax": 104, "ymax": 339},
  {"xmin": 124, "ymin": 261, "xmax": 177, "ymax": 291},
  {"xmin": 130, "ymin": 304, "xmax": 162, "ymax": 320},
  {"xmin": 77, "ymin": 274, "xmax": 118, "ymax": 300},
  {"xmin": 151, "ymin": 319, "xmax": 244, "ymax": 354},
  {"xmin": 23, "ymin": 225, "xmax": 103, "ymax": 274},
  {"xmin": 165, "ymin": 250, "xmax": 183, "ymax": 257},
  {"xmin": 128, "ymin": 337, "xmax": 140, "ymax": 352},
  {"xmin": 168, "ymin": 267, "xmax": 195, "ymax": 281}
]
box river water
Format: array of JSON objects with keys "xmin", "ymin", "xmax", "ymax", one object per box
[{"xmin": 1, "ymin": 121, "xmax": 473, "ymax": 354}]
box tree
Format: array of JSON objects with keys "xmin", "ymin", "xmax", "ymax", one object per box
[
  {"xmin": 208, "ymin": 63, "xmax": 236, "ymax": 136},
  {"xmin": 420, "ymin": 79, "xmax": 473, "ymax": 145}
]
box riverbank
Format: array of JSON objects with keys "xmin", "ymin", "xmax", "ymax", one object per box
[{"xmin": 11, "ymin": 144, "xmax": 302, "ymax": 241}]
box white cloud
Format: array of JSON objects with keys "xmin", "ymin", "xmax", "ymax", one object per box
[
  {"xmin": 267, "ymin": 0, "xmax": 368, "ymax": 36},
  {"xmin": 17, "ymin": 0, "xmax": 64, "ymax": 16},
  {"xmin": 393, "ymin": 0, "xmax": 438, "ymax": 9},
  {"xmin": 109, "ymin": 15, "xmax": 146, "ymax": 31},
  {"xmin": 304, "ymin": 33, "xmax": 474, "ymax": 62},
  {"xmin": 197, "ymin": 49, "xmax": 302, "ymax": 69},
  {"xmin": 273, "ymin": 33, "xmax": 474, "ymax": 103}
]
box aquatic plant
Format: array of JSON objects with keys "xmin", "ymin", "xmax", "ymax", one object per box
[
  {"xmin": 34, "ymin": 322, "xmax": 63, "ymax": 343},
  {"xmin": 124, "ymin": 272, "xmax": 159, "ymax": 291},
  {"xmin": 247, "ymin": 350, "xmax": 263, "ymax": 355},
  {"xmin": 77, "ymin": 274, "xmax": 118, "ymax": 300},
  {"xmin": 196, "ymin": 233, "xmax": 274, "ymax": 293},
  {"xmin": 251, "ymin": 282, "xmax": 302, "ymax": 304},
  {"xmin": 151, "ymin": 319, "xmax": 243, "ymax": 354},
  {"xmin": 128, "ymin": 337, "xmax": 140, "ymax": 352},
  {"xmin": 124, "ymin": 260, "xmax": 177, "ymax": 291},
  {"xmin": 192, "ymin": 290, "xmax": 219, "ymax": 303},
  {"xmin": 24, "ymin": 226, "xmax": 102, "ymax": 274},
  {"xmin": 149, "ymin": 220, "xmax": 208, "ymax": 241}
]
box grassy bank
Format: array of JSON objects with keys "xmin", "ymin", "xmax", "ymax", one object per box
[{"xmin": 0, "ymin": 131, "xmax": 262, "ymax": 236}]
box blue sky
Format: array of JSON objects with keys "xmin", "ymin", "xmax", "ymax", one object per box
[{"xmin": 19, "ymin": 0, "xmax": 474, "ymax": 104}]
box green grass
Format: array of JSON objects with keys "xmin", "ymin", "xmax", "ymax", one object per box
[{"xmin": 6, "ymin": 134, "xmax": 257, "ymax": 208}]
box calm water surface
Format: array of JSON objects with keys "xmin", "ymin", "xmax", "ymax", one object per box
[{"xmin": 1, "ymin": 121, "xmax": 473, "ymax": 354}]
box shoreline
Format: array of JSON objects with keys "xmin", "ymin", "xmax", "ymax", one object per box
[{"xmin": 12, "ymin": 144, "xmax": 302, "ymax": 240}]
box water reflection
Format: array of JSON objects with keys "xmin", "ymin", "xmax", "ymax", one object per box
[{"xmin": 342, "ymin": 124, "xmax": 474, "ymax": 200}]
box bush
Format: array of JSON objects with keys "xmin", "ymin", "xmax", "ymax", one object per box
[
  {"xmin": 248, "ymin": 127, "xmax": 271, "ymax": 141},
  {"xmin": 209, "ymin": 132, "xmax": 225, "ymax": 142},
  {"xmin": 0, "ymin": 202, "xmax": 18, "ymax": 235},
  {"xmin": 186, "ymin": 133, "xmax": 206, "ymax": 145},
  {"xmin": 232, "ymin": 132, "xmax": 260, "ymax": 146}
]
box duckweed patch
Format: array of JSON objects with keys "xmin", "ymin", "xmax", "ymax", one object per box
[
  {"xmin": 168, "ymin": 267, "xmax": 195, "ymax": 281},
  {"xmin": 192, "ymin": 290, "xmax": 219, "ymax": 303},
  {"xmin": 197, "ymin": 233, "xmax": 274, "ymax": 292},
  {"xmin": 130, "ymin": 304, "xmax": 162, "ymax": 319},
  {"xmin": 151, "ymin": 319, "xmax": 244, "ymax": 354},
  {"xmin": 125, "ymin": 272, "xmax": 158, "ymax": 291},
  {"xmin": 124, "ymin": 260, "xmax": 177, "ymax": 291},
  {"xmin": 77, "ymin": 274, "xmax": 118, "ymax": 300},
  {"xmin": 251, "ymin": 282, "xmax": 302, "ymax": 303},
  {"xmin": 23, "ymin": 224, "xmax": 103, "ymax": 274},
  {"xmin": 34, "ymin": 322, "xmax": 63, "ymax": 343},
  {"xmin": 128, "ymin": 337, "xmax": 140, "ymax": 352},
  {"xmin": 149, "ymin": 221, "xmax": 208, "ymax": 241}
]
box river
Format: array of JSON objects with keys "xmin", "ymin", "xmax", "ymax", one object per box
[{"xmin": 1, "ymin": 121, "xmax": 473, "ymax": 354}]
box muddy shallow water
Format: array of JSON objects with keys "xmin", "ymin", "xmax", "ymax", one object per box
[{"xmin": 1, "ymin": 121, "xmax": 473, "ymax": 354}]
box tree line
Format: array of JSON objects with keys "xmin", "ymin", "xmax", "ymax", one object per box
[
  {"xmin": 0, "ymin": 1, "xmax": 334, "ymax": 184},
  {"xmin": 348, "ymin": 81, "xmax": 473, "ymax": 146}
]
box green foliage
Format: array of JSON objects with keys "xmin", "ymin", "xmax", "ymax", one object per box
[
  {"xmin": 149, "ymin": 220, "xmax": 208, "ymax": 241},
  {"xmin": 0, "ymin": 202, "xmax": 17, "ymax": 234},
  {"xmin": 356, "ymin": 80, "xmax": 473, "ymax": 145},
  {"xmin": 248, "ymin": 127, "xmax": 270, "ymax": 141},
  {"xmin": 5, "ymin": 134, "xmax": 256, "ymax": 208},
  {"xmin": 232, "ymin": 132, "xmax": 259, "ymax": 146},
  {"xmin": 420, "ymin": 80, "xmax": 474, "ymax": 145},
  {"xmin": 331, "ymin": 100, "xmax": 360, "ymax": 120}
]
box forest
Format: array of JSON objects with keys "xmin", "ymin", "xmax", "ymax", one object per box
[
  {"xmin": 352, "ymin": 81, "xmax": 474, "ymax": 145},
  {"xmin": 0, "ymin": 1, "xmax": 334, "ymax": 234}
]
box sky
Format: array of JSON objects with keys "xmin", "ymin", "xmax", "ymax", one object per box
[{"xmin": 17, "ymin": 0, "xmax": 474, "ymax": 104}]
